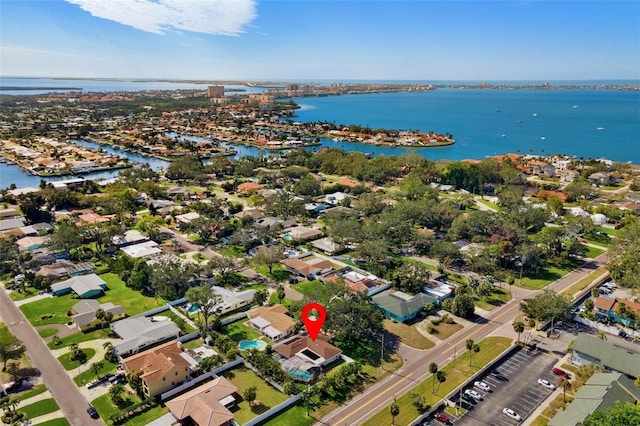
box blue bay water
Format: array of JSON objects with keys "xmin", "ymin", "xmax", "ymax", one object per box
[{"xmin": 293, "ymin": 88, "xmax": 640, "ymax": 164}]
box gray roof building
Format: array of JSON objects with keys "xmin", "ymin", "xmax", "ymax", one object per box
[
  {"xmin": 371, "ymin": 290, "xmax": 438, "ymax": 323},
  {"xmin": 548, "ymin": 372, "xmax": 640, "ymax": 426},
  {"xmin": 72, "ymin": 300, "xmax": 125, "ymax": 328},
  {"xmin": 111, "ymin": 316, "xmax": 181, "ymax": 357},
  {"xmin": 50, "ymin": 273, "xmax": 106, "ymax": 298},
  {"xmin": 0, "ymin": 217, "xmax": 26, "ymax": 231},
  {"xmin": 571, "ymin": 333, "xmax": 640, "ymax": 378}
]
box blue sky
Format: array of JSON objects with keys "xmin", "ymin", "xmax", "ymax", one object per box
[{"xmin": 1, "ymin": 0, "xmax": 638, "ymax": 80}]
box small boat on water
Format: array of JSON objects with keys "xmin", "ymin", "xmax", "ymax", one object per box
[
  {"xmin": 573, "ymin": 105, "xmax": 579, "ymax": 109},
  {"xmin": 540, "ymin": 137, "xmax": 546, "ymax": 141},
  {"xmin": 597, "ymin": 127, "xmax": 605, "ymax": 131},
  {"xmin": 532, "ymin": 113, "xmax": 538, "ymax": 117}
]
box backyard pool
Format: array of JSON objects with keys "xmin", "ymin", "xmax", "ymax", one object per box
[
  {"xmin": 187, "ymin": 304, "xmax": 200, "ymax": 314},
  {"xmin": 283, "ymin": 233, "xmax": 293, "ymax": 240},
  {"xmin": 238, "ymin": 339, "xmax": 268, "ymax": 351},
  {"xmin": 289, "ymin": 368, "xmax": 313, "ymax": 381}
]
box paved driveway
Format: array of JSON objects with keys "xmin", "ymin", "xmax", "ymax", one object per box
[{"xmin": 452, "ymin": 347, "xmax": 557, "ymax": 426}]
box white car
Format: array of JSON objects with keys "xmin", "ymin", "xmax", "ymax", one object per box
[
  {"xmin": 503, "ymin": 408, "xmax": 522, "ymax": 421},
  {"xmin": 464, "ymin": 389, "xmax": 483, "ymax": 400},
  {"xmin": 537, "ymin": 378, "xmax": 555, "ymax": 390},
  {"xmin": 474, "ymin": 381, "xmax": 491, "ymax": 392}
]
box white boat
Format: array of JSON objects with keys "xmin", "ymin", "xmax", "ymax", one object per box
[
  {"xmin": 532, "ymin": 113, "xmax": 538, "ymax": 117},
  {"xmin": 597, "ymin": 127, "xmax": 605, "ymax": 131},
  {"xmin": 540, "ymin": 137, "xmax": 546, "ymax": 140},
  {"xmin": 573, "ymin": 105, "xmax": 579, "ymax": 109}
]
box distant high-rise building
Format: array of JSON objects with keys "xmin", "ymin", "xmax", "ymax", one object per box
[{"xmin": 207, "ymin": 85, "xmax": 225, "ymax": 98}]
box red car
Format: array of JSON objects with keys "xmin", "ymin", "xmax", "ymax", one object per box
[
  {"xmin": 434, "ymin": 412, "xmax": 450, "ymax": 424},
  {"xmin": 552, "ymin": 367, "xmax": 570, "ymax": 379}
]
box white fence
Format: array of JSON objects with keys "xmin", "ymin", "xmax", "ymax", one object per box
[{"xmin": 573, "ymin": 316, "xmax": 640, "ymax": 339}]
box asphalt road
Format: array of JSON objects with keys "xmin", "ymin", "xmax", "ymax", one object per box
[
  {"xmin": 316, "ymin": 253, "xmax": 609, "ymax": 426},
  {"xmin": 0, "ymin": 287, "xmax": 104, "ymax": 426}
]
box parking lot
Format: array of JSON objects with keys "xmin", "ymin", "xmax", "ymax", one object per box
[{"xmin": 447, "ymin": 347, "xmax": 557, "ymax": 426}]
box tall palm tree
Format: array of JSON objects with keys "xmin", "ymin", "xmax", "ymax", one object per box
[
  {"xmin": 466, "ymin": 339, "xmax": 475, "ymax": 366},
  {"xmin": 91, "ymin": 361, "xmax": 104, "ymax": 380},
  {"xmin": 390, "ymin": 400, "xmax": 400, "ymax": 426},
  {"xmin": 557, "ymin": 376, "xmax": 572, "ymax": 403},
  {"xmin": 429, "ymin": 362, "xmax": 439, "ymax": 394},
  {"xmin": 513, "ymin": 321, "xmax": 525, "ymax": 344}
]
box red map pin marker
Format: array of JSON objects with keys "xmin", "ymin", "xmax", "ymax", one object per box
[{"xmin": 301, "ymin": 302, "xmax": 326, "ymax": 341}]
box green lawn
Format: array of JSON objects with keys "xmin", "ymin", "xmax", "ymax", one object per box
[
  {"xmin": 15, "ymin": 384, "xmax": 47, "ymax": 402},
  {"xmin": 92, "ymin": 392, "xmax": 167, "ymax": 426},
  {"xmin": 261, "ymin": 403, "xmax": 315, "ymax": 426},
  {"xmin": 20, "ymin": 398, "xmax": 60, "ymax": 419},
  {"xmin": 268, "ymin": 292, "xmax": 292, "ymax": 308},
  {"xmin": 8, "ymin": 286, "xmax": 40, "ymax": 302},
  {"xmin": 400, "ymin": 256, "xmax": 438, "ymax": 272},
  {"xmin": 429, "ymin": 321, "xmax": 464, "ymax": 340},
  {"xmin": 222, "ymin": 319, "xmax": 263, "ymax": 342},
  {"xmin": 582, "ymin": 244, "xmax": 606, "ymax": 258},
  {"xmin": 221, "ymin": 367, "xmax": 288, "ymax": 425},
  {"xmin": 291, "ymin": 280, "xmax": 323, "ymax": 297},
  {"xmin": 38, "ymin": 328, "xmax": 59, "ymax": 338},
  {"xmin": 584, "ymin": 233, "xmax": 614, "ymax": 248},
  {"xmin": 474, "ymin": 287, "xmax": 511, "ymax": 311},
  {"xmin": 216, "ymin": 245, "xmax": 246, "ymax": 258},
  {"xmin": 475, "ymin": 197, "xmax": 500, "ymax": 210},
  {"xmin": 518, "ymin": 259, "xmax": 582, "ymax": 290},
  {"xmin": 154, "ymin": 310, "xmax": 196, "ymax": 334},
  {"xmin": 384, "ymin": 319, "xmax": 434, "ymax": 350},
  {"xmin": 363, "ymin": 336, "xmax": 512, "ymax": 426},
  {"xmin": 37, "ymin": 418, "xmax": 71, "ymax": 426},
  {"xmin": 74, "ymin": 360, "xmax": 118, "ymax": 386},
  {"xmin": 0, "ymin": 323, "xmax": 12, "ymax": 341},
  {"xmin": 47, "ymin": 328, "xmax": 111, "ymax": 349},
  {"xmin": 250, "ymin": 262, "xmax": 291, "ymax": 282},
  {"xmin": 19, "ymin": 295, "xmax": 77, "ymax": 326},
  {"xmin": 98, "ymin": 273, "xmax": 165, "ymax": 316},
  {"xmin": 596, "ymin": 226, "xmax": 620, "ymax": 237},
  {"xmin": 57, "ymin": 348, "xmax": 96, "ymax": 370}
]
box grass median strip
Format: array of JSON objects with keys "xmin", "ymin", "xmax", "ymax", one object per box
[
  {"xmin": 20, "ymin": 398, "xmax": 60, "ymax": 419},
  {"xmin": 362, "ymin": 336, "xmax": 512, "ymax": 426}
]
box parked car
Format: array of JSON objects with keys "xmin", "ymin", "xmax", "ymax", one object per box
[
  {"xmin": 537, "ymin": 378, "xmax": 555, "ymax": 390},
  {"xmin": 433, "ymin": 412, "xmax": 450, "ymax": 424},
  {"xmin": 619, "ymin": 329, "xmax": 628, "ymax": 338},
  {"xmin": 552, "ymin": 368, "xmax": 571, "ymax": 379},
  {"xmin": 464, "ymin": 389, "xmax": 483, "ymax": 400},
  {"xmin": 461, "ymin": 392, "xmax": 477, "ymax": 404},
  {"xmin": 474, "ymin": 381, "xmax": 491, "ymax": 392},
  {"xmin": 503, "ymin": 407, "xmax": 521, "ymax": 421},
  {"xmin": 87, "ymin": 406, "xmax": 99, "ymax": 419}
]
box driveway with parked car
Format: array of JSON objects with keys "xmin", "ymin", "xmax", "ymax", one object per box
[{"xmin": 452, "ymin": 347, "xmax": 557, "ymax": 425}]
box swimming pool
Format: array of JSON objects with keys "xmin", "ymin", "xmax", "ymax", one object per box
[
  {"xmin": 238, "ymin": 339, "xmax": 268, "ymax": 351},
  {"xmin": 289, "ymin": 368, "xmax": 313, "ymax": 381},
  {"xmin": 283, "ymin": 233, "xmax": 293, "ymax": 240},
  {"xmin": 187, "ymin": 304, "xmax": 200, "ymax": 314}
]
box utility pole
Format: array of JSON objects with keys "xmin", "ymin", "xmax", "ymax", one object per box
[
  {"xmin": 381, "ymin": 332, "xmax": 385, "ymax": 366},
  {"xmin": 453, "ymin": 345, "xmax": 457, "ymax": 369}
]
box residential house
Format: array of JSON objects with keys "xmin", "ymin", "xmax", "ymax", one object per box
[
  {"xmin": 247, "ymin": 304, "xmax": 295, "ymax": 341},
  {"xmin": 324, "ymin": 192, "xmax": 353, "ymax": 206},
  {"xmin": 77, "ymin": 212, "xmax": 110, "ymax": 225},
  {"xmin": 120, "ymin": 240, "xmax": 162, "ymax": 259},
  {"xmin": 71, "ymin": 299, "xmax": 125, "ymax": 331},
  {"xmin": 282, "ymin": 225, "xmax": 322, "ymax": 241},
  {"xmin": 560, "ymin": 170, "xmax": 580, "ymax": 183},
  {"xmin": 36, "ymin": 261, "xmax": 95, "ymax": 280},
  {"xmin": 0, "ymin": 208, "xmax": 20, "ymax": 219},
  {"xmin": 112, "ymin": 230, "xmax": 149, "ymax": 247},
  {"xmin": 122, "ymin": 341, "xmax": 191, "ymax": 397},
  {"xmin": 175, "ymin": 212, "xmax": 201, "ymax": 224},
  {"xmin": 283, "ymin": 255, "xmax": 334, "ymax": 280},
  {"xmin": 570, "ymin": 333, "xmax": 640, "ymax": 378},
  {"xmin": 166, "ymin": 376, "xmax": 238, "ymax": 426},
  {"xmin": 274, "ymin": 334, "xmax": 342, "ymax": 382},
  {"xmin": 18, "ymin": 222, "xmax": 54, "ymax": 236},
  {"xmin": 322, "ymin": 267, "xmax": 390, "ymax": 296},
  {"xmin": 548, "ymin": 372, "xmax": 640, "ymax": 426},
  {"xmin": 111, "ymin": 316, "xmax": 181, "ymax": 357},
  {"xmin": 233, "ymin": 209, "xmax": 264, "ymax": 221},
  {"xmin": 311, "ymin": 237, "xmax": 341, "ymax": 255},
  {"xmin": 50, "ymin": 273, "xmax": 106, "ymax": 298},
  {"xmin": 593, "ymin": 296, "xmax": 640, "ymax": 328},
  {"xmin": 588, "ymin": 172, "xmax": 611, "ymax": 186},
  {"xmin": 208, "ymin": 286, "xmax": 255, "ymax": 315},
  {"xmin": 16, "ymin": 236, "xmax": 45, "ymax": 252},
  {"xmin": 0, "ymin": 217, "xmax": 26, "ymax": 232},
  {"xmin": 423, "ymin": 281, "xmax": 454, "ymax": 301},
  {"xmin": 371, "ymin": 290, "xmax": 438, "ymax": 323}
]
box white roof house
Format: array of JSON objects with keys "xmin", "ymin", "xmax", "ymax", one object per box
[
  {"xmin": 111, "ymin": 316, "xmax": 181, "ymax": 357},
  {"xmin": 120, "ymin": 240, "xmax": 161, "ymax": 259}
]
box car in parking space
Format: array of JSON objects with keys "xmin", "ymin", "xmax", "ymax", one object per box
[
  {"xmin": 461, "ymin": 392, "xmax": 477, "ymax": 404},
  {"xmin": 552, "ymin": 367, "xmax": 571, "ymax": 379},
  {"xmin": 537, "ymin": 378, "xmax": 555, "ymax": 390},
  {"xmin": 474, "ymin": 380, "xmax": 491, "ymax": 392},
  {"xmin": 464, "ymin": 389, "xmax": 483, "ymax": 400},
  {"xmin": 503, "ymin": 407, "xmax": 522, "ymax": 422},
  {"xmin": 433, "ymin": 412, "xmax": 451, "ymax": 424},
  {"xmin": 87, "ymin": 406, "xmax": 99, "ymax": 419}
]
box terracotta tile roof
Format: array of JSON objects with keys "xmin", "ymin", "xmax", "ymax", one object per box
[
  {"xmin": 594, "ymin": 296, "xmax": 616, "ymax": 311},
  {"xmin": 166, "ymin": 376, "xmax": 237, "ymax": 426},
  {"xmin": 122, "ymin": 341, "xmax": 190, "ymax": 386},
  {"xmin": 248, "ymin": 305, "xmax": 295, "ymax": 334},
  {"xmin": 275, "ymin": 334, "xmax": 341, "ymax": 360}
]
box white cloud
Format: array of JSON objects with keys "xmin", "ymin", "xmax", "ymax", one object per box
[{"xmin": 65, "ymin": 0, "xmax": 257, "ymax": 36}]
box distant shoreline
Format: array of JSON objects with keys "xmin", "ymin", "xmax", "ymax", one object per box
[{"xmin": 0, "ymin": 86, "xmax": 83, "ymax": 91}]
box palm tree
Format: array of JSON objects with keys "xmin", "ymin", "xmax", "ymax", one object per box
[
  {"xmin": 95, "ymin": 308, "xmax": 105, "ymax": 328},
  {"xmin": 390, "ymin": 400, "xmax": 400, "ymax": 425},
  {"xmin": 557, "ymin": 376, "xmax": 572, "ymax": 403},
  {"xmin": 466, "ymin": 339, "xmax": 475, "ymax": 366},
  {"xmin": 109, "ymin": 383, "xmax": 125, "ymax": 405},
  {"xmin": 429, "ymin": 362, "xmax": 438, "ymax": 394},
  {"xmin": 436, "ymin": 370, "xmax": 447, "ymax": 392},
  {"xmin": 513, "ymin": 321, "xmax": 525, "ymax": 344},
  {"xmin": 596, "ymin": 331, "xmax": 607, "ymax": 341},
  {"xmin": 91, "ymin": 361, "xmax": 104, "ymax": 379}
]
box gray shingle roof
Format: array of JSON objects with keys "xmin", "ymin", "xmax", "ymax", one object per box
[{"xmin": 572, "ymin": 333, "xmax": 640, "ymax": 377}]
